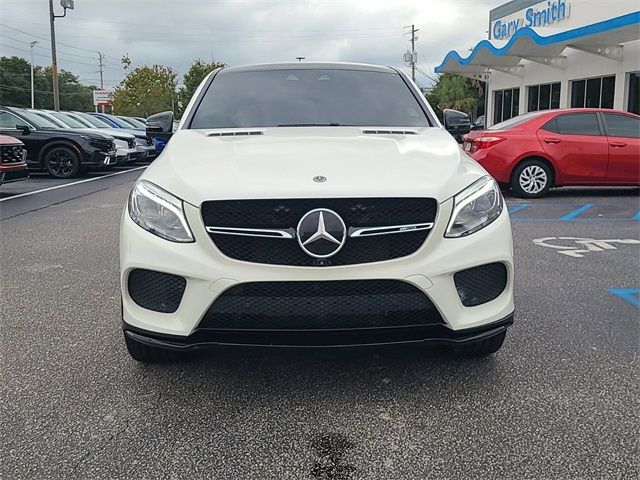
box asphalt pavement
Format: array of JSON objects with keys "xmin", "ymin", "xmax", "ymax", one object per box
[{"xmin": 1, "ymin": 172, "xmax": 638, "ymax": 479}]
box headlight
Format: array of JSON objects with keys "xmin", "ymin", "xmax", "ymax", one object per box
[
  {"xmin": 445, "ymin": 176, "xmax": 503, "ymax": 238},
  {"xmin": 128, "ymin": 180, "xmax": 194, "ymax": 242}
]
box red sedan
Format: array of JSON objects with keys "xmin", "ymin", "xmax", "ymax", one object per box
[{"xmin": 463, "ymin": 108, "xmax": 640, "ymax": 198}]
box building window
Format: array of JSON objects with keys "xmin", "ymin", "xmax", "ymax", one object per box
[
  {"xmin": 628, "ymin": 72, "xmax": 640, "ymax": 114},
  {"xmin": 527, "ymin": 82, "xmax": 560, "ymax": 112},
  {"xmin": 570, "ymin": 75, "xmax": 615, "ymax": 109},
  {"xmin": 494, "ymin": 87, "xmax": 519, "ymax": 124}
]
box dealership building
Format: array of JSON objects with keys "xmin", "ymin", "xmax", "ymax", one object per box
[{"xmin": 435, "ymin": 1, "xmax": 639, "ymax": 126}]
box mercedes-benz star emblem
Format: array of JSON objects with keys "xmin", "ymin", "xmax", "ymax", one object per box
[{"xmin": 296, "ymin": 209, "xmax": 346, "ymax": 258}]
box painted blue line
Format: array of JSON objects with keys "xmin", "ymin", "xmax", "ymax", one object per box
[
  {"xmin": 633, "ymin": 211, "xmax": 640, "ymax": 220},
  {"xmin": 559, "ymin": 204, "xmax": 593, "ymax": 222},
  {"xmin": 511, "ymin": 217, "xmax": 636, "ymax": 223},
  {"xmin": 508, "ymin": 204, "xmax": 530, "ymax": 215},
  {"xmin": 608, "ymin": 289, "xmax": 640, "ymax": 308}
]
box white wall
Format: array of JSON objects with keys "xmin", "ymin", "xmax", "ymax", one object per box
[{"xmin": 486, "ymin": 39, "xmax": 639, "ymax": 126}]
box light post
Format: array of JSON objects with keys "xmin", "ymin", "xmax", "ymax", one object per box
[
  {"xmin": 48, "ymin": 0, "xmax": 74, "ymax": 111},
  {"xmin": 30, "ymin": 40, "xmax": 39, "ymax": 108}
]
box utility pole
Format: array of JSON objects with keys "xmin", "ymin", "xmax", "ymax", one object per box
[
  {"xmin": 48, "ymin": 0, "xmax": 60, "ymax": 110},
  {"xmin": 403, "ymin": 24, "xmax": 419, "ymax": 82},
  {"xmin": 48, "ymin": 0, "xmax": 74, "ymax": 111},
  {"xmin": 97, "ymin": 52, "xmax": 105, "ymax": 113},
  {"xmin": 30, "ymin": 41, "xmax": 39, "ymax": 108}
]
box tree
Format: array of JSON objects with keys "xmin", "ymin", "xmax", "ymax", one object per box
[
  {"xmin": 0, "ymin": 56, "xmax": 94, "ymax": 111},
  {"xmin": 178, "ymin": 59, "xmax": 226, "ymax": 115},
  {"xmin": 426, "ymin": 73, "xmax": 483, "ymax": 120},
  {"xmin": 111, "ymin": 64, "xmax": 178, "ymax": 117}
]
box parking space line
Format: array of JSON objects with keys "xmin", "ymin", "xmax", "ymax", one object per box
[
  {"xmin": 608, "ymin": 288, "xmax": 640, "ymax": 307},
  {"xmin": 0, "ymin": 167, "xmax": 146, "ymax": 203},
  {"xmin": 559, "ymin": 204, "xmax": 593, "ymax": 221},
  {"xmin": 508, "ymin": 204, "xmax": 530, "ymax": 215}
]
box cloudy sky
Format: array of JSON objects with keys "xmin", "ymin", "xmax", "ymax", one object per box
[{"xmin": 1, "ymin": 0, "xmax": 500, "ymax": 89}]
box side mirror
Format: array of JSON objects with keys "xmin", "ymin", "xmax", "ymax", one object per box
[
  {"xmin": 442, "ymin": 109, "xmax": 471, "ymax": 142},
  {"xmin": 16, "ymin": 124, "xmax": 31, "ymax": 135},
  {"xmin": 146, "ymin": 111, "xmax": 174, "ymax": 141}
]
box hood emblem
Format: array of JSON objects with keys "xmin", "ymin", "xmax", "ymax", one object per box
[
  {"xmin": 296, "ymin": 209, "xmax": 346, "ymax": 258},
  {"xmin": 313, "ymin": 175, "xmax": 327, "ymax": 183}
]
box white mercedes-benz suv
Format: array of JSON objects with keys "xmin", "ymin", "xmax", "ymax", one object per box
[{"xmin": 120, "ymin": 63, "xmax": 514, "ymax": 362}]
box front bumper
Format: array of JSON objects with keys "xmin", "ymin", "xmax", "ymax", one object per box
[
  {"xmin": 123, "ymin": 313, "xmax": 513, "ymax": 349},
  {"xmin": 116, "ymin": 147, "xmax": 140, "ymax": 164},
  {"xmin": 120, "ymin": 197, "xmax": 515, "ymax": 342},
  {"xmin": 0, "ymin": 163, "xmax": 28, "ymax": 185},
  {"xmin": 85, "ymin": 150, "xmax": 117, "ymax": 168}
]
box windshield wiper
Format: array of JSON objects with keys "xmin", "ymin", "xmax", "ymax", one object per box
[{"xmin": 277, "ymin": 123, "xmax": 343, "ymax": 127}]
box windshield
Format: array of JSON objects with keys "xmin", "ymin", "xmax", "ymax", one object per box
[
  {"xmin": 118, "ymin": 116, "xmax": 145, "ymax": 128},
  {"xmin": 489, "ymin": 111, "xmax": 548, "ymax": 130},
  {"xmin": 189, "ymin": 68, "xmax": 431, "ymax": 129},
  {"xmin": 17, "ymin": 109, "xmax": 61, "ymax": 129},
  {"xmin": 76, "ymin": 112, "xmax": 112, "ymax": 128},
  {"xmin": 50, "ymin": 112, "xmax": 87, "ymax": 129}
]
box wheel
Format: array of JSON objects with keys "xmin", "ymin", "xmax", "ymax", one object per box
[
  {"xmin": 511, "ymin": 159, "xmax": 552, "ymax": 198},
  {"xmin": 123, "ymin": 332, "xmax": 180, "ymax": 363},
  {"xmin": 452, "ymin": 331, "xmax": 506, "ymax": 358},
  {"xmin": 44, "ymin": 146, "xmax": 81, "ymax": 179}
]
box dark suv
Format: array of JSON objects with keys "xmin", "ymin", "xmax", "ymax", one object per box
[{"xmin": 0, "ymin": 106, "xmax": 117, "ymax": 178}]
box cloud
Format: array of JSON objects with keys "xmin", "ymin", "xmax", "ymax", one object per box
[{"xmin": 0, "ymin": 0, "xmax": 498, "ymax": 88}]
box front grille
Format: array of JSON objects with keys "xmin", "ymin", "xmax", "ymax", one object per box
[
  {"xmin": 198, "ymin": 280, "xmax": 443, "ymax": 331},
  {"xmin": 1, "ymin": 145, "xmax": 25, "ymax": 164},
  {"xmin": 126, "ymin": 138, "xmax": 136, "ymax": 149},
  {"xmin": 127, "ymin": 269, "xmax": 186, "ymax": 313},
  {"xmin": 201, "ymin": 198, "xmax": 437, "ymax": 266},
  {"xmin": 454, "ymin": 263, "xmax": 507, "ymax": 307},
  {"xmin": 146, "ymin": 137, "xmax": 153, "ymax": 146}
]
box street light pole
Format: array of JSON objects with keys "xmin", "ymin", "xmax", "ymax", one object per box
[
  {"xmin": 48, "ymin": 0, "xmax": 60, "ymax": 111},
  {"xmin": 30, "ymin": 40, "xmax": 39, "ymax": 109}
]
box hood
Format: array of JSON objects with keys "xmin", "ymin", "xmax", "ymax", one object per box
[
  {"xmin": 42, "ymin": 127, "xmax": 114, "ymax": 140},
  {"xmin": 141, "ymin": 127, "xmax": 488, "ymax": 206},
  {"xmin": 77, "ymin": 128, "xmax": 135, "ymax": 140},
  {"xmin": 0, "ymin": 134, "xmax": 23, "ymax": 145}
]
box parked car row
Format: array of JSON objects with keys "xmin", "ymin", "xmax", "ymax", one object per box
[
  {"xmin": 442, "ymin": 107, "xmax": 639, "ymax": 197},
  {"xmin": 0, "ymin": 106, "xmax": 156, "ymax": 179}
]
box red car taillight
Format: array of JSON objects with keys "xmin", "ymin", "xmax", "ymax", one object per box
[{"xmin": 473, "ymin": 136, "xmax": 506, "ymax": 150}]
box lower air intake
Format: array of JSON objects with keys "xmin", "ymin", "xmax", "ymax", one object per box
[
  {"xmin": 127, "ymin": 269, "xmax": 186, "ymax": 313},
  {"xmin": 454, "ymin": 263, "xmax": 507, "ymax": 307},
  {"xmin": 198, "ymin": 280, "xmax": 443, "ymax": 331}
]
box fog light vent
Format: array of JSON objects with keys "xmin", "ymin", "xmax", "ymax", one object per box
[
  {"xmin": 454, "ymin": 263, "xmax": 507, "ymax": 307},
  {"xmin": 128, "ymin": 269, "xmax": 186, "ymax": 313}
]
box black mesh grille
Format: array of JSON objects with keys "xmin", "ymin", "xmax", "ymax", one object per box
[
  {"xmin": 454, "ymin": 263, "xmax": 507, "ymax": 307},
  {"xmin": 201, "ymin": 198, "xmax": 437, "ymax": 266},
  {"xmin": 1, "ymin": 145, "xmax": 25, "ymax": 164},
  {"xmin": 198, "ymin": 280, "xmax": 443, "ymax": 331},
  {"xmin": 127, "ymin": 269, "xmax": 186, "ymax": 313}
]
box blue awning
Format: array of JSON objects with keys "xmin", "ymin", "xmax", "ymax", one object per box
[{"xmin": 435, "ymin": 11, "xmax": 640, "ymax": 75}]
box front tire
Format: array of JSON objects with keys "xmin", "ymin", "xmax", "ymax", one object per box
[
  {"xmin": 124, "ymin": 333, "xmax": 180, "ymax": 363},
  {"xmin": 511, "ymin": 159, "xmax": 551, "ymax": 198},
  {"xmin": 44, "ymin": 146, "xmax": 81, "ymax": 179},
  {"xmin": 453, "ymin": 331, "xmax": 506, "ymax": 358}
]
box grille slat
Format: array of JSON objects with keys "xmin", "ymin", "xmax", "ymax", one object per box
[
  {"xmin": 198, "ymin": 280, "xmax": 443, "ymax": 331},
  {"xmin": 201, "ymin": 198, "xmax": 437, "ymax": 266}
]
